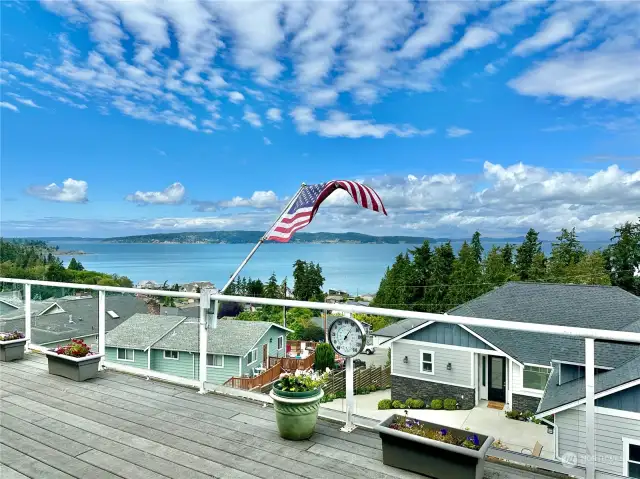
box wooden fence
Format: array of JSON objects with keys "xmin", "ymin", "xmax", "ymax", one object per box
[
  {"xmin": 223, "ymin": 362, "xmax": 282, "ymax": 390},
  {"xmin": 268, "ymin": 352, "xmax": 315, "ymax": 371},
  {"xmin": 323, "ymin": 365, "xmax": 391, "ymax": 395}
]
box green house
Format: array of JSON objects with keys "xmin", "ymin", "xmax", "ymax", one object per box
[{"xmin": 105, "ymin": 313, "xmax": 290, "ymax": 384}]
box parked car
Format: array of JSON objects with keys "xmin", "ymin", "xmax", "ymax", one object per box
[{"xmin": 363, "ymin": 345, "xmax": 376, "ymax": 355}]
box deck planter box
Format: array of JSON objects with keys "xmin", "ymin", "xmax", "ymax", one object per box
[
  {"xmin": 269, "ymin": 380, "xmax": 324, "ymax": 440},
  {"xmin": 45, "ymin": 351, "xmax": 103, "ymax": 382},
  {"xmin": 374, "ymin": 414, "xmax": 494, "ymax": 479},
  {"xmin": 0, "ymin": 337, "xmax": 27, "ymax": 362}
]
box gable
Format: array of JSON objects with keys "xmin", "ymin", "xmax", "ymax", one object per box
[
  {"xmin": 596, "ymin": 385, "xmax": 640, "ymax": 413},
  {"xmin": 405, "ymin": 322, "xmax": 494, "ymax": 350}
]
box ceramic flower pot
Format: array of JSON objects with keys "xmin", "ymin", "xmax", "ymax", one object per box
[
  {"xmin": 0, "ymin": 338, "xmax": 27, "ymax": 362},
  {"xmin": 45, "ymin": 350, "xmax": 103, "ymax": 382},
  {"xmin": 269, "ymin": 381, "xmax": 324, "ymax": 440}
]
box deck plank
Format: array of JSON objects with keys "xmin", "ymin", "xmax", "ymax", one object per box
[
  {"xmin": 75, "ymin": 450, "xmax": 169, "ymax": 479},
  {"xmin": 0, "ymin": 444, "xmax": 75, "ymax": 479},
  {"xmin": 0, "ymin": 463, "xmax": 31, "ymax": 479}
]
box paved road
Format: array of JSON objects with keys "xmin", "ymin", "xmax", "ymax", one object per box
[{"xmin": 355, "ymin": 346, "xmax": 389, "ymax": 368}]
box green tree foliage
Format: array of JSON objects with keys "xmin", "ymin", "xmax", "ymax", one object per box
[
  {"xmin": 264, "ymin": 272, "xmax": 280, "ymax": 299},
  {"xmin": 353, "ymin": 313, "xmax": 394, "ymax": 331},
  {"xmin": 446, "ymin": 241, "xmax": 482, "ymax": 305},
  {"xmin": 484, "ymin": 246, "xmax": 514, "ymax": 287},
  {"xmin": 471, "ymin": 231, "xmax": 484, "ymax": 264},
  {"xmin": 314, "ymin": 343, "xmax": 336, "ymax": 371},
  {"xmin": 292, "ymin": 260, "xmax": 325, "ymax": 301},
  {"xmin": 548, "ymin": 228, "xmax": 586, "ymax": 281},
  {"xmin": 605, "ymin": 219, "xmax": 640, "ymax": 295},
  {"xmin": 515, "ymin": 229, "xmax": 543, "ymax": 280},
  {"xmin": 67, "ymin": 257, "xmax": 85, "ymax": 271},
  {"xmin": 501, "ymin": 243, "xmax": 514, "ymax": 267},
  {"xmin": 371, "ymin": 253, "xmax": 413, "ymax": 309}
]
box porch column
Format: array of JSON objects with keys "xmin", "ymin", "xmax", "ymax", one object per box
[
  {"xmin": 24, "ymin": 284, "xmax": 31, "ymax": 351},
  {"xmin": 198, "ymin": 289, "xmax": 214, "ymax": 394},
  {"xmin": 98, "ymin": 291, "xmax": 106, "ymax": 370},
  {"xmin": 585, "ymin": 338, "xmax": 595, "ymax": 479}
]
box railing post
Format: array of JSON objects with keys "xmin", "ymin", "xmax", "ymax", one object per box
[
  {"xmin": 341, "ymin": 356, "xmax": 356, "ymax": 432},
  {"xmin": 585, "ymin": 338, "xmax": 595, "ymax": 479},
  {"xmin": 198, "ymin": 289, "xmax": 213, "ymax": 394},
  {"xmin": 24, "ymin": 284, "xmax": 31, "ymax": 351},
  {"xmin": 98, "ymin": 290, "xmax": 106, "ymax": 370}
]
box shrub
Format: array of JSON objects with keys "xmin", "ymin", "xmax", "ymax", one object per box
[
  {"xmin": 431, "ymin": 399, "xmax": 443, "ymax": 410},
  {"xmin": 321, "ymin": 393, "xmax": 337, "ymax": 403},
  {"xmin": 391, "ymin": 400, "xmax": 405, "ymax": 409},
  {"xmin": 443, "ymin": 399, "xmax": 457, "ymax": 410},
  {"xmin": 335, "ymin": 390, "xmax": 346, "ymax": 399},
  {"xmin": 314, "ymin": 343, "xmax": 335, "ymax": 372},
  {"xmin": 411, "ymin": 399, "xmax": 425, "ymax": 409},
  {"xmin": 405, "ymin": 398, "xmax": 415, "ymax": 408},
  {"xmin": 378, "ymin": 399, "xmax": 392, "ymax": 410},
  {"xmin": 505, "ymin": 410, "xmax": 522, "ymax": 420},
  {"xmin": 355, "ymin": 387, "xmax": 370, "ymax": 395}
]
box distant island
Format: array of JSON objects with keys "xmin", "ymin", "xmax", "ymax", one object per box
[
  {"xmin": 102, "ymin": 231, "xmax": 526, "ymax": 245},
  {"xmin": 55, "ymin": 250, "xmax": 90, "ymax": 256}
]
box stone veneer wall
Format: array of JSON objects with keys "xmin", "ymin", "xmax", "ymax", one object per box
[
  {"xmin": 512, "ymin": 393, "xmax": 541, "ymax": 413},
  {"xmin": 391, "ymin": 375, "xmax": 475, "ymax": 410}
]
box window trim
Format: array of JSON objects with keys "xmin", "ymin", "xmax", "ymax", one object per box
[
  {"xmin": 247, "ymin": 348, "xmax": 258, "ymax": 365},
  {"xmin": 116, "ymin": 348, "xmax": 134, "ymax": 362},
  {"xmin": 523, "ymin": 364, "xmax": 552, "ymax": 391},
  {"xmin": 207, "ymin": 354, "xmax": 224, "ymax": 369},
  {"xmin": 163, "ymin": 350, "xmax": 179, "ymax": 360},
  {"xmin": 624, "ymin": 438, "xmax": 640, "ymax": 477},
  {"xmin": 277, "ymin": 335, "xmax": 284, "ymax": 351},
  {"xmin": 419, "ymin": 349, "xmax": 435, "ymax": 376}
]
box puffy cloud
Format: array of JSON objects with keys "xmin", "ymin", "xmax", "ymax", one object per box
[
  {"xmin": 266, "ymin": 107, "xmax": 282, "ymax": 122},
  {"xmin": 446, "ymin": 126, "xmax": 472, "ymax": 138},
  {"xmin": 228, "ymin": 91, "xmax": 245, "ymax": 103},
  {"xmin": 125, "ymin": 182, "xmax": 185, "ymax": 205},
  {"xmin": 242, "ymin": 106, "xmax": 262, "ymax": 128},
  {"xmin": 192, "ymin": 190, "xmax": 280, "ymax": 212},
  {"xmin": 27, "ymin": 178, "xmax": 88, "ymax": 203}
]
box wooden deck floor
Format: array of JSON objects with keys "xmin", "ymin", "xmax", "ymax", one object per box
[{"xmin": 1, "ymin": 353, "xmax": 563, "ymax": 479}]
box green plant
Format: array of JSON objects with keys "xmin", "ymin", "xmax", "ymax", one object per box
[
  {"xmin": 505, "ymin": 410, "xmax": 523, "ymax": 420},
  {"xmin": 320, "ymin": 393, "xmax": 337, "ymax": 403},
  {"xmin": 335, "ymin": 390, "xmax": 346, "ymax": 399},
  {"xmin": 278, "ymin": 369, "xmax": 328, "ymax": 392},
  {"xmin": 431, "ymin": 399, "xmax": 443, "ymax": 410},
  {"xmin": 355, "ymin": 387, "xmax": 371, "ymax": 395},
  {"xmin": 378, "ymin": 399, "xmax": 392, "ymax": 410},
  {"xmin": 492, "ymin": 439, "xmax": 508, "ymax": 449},
  {"xmin": 389, "ymin": 414, "xmax": 480, "ymax": 450},
  {"xmin": 314, "ymin": 343, "xmax": 335, "ymax": 371},
  {"xmin": 391, "ymin": 400, "xmax": 405, "ymax": 409},
  {"xmin": 411, "ymin": 398, "xmax": 425, "ymax": 409},
  {"xmin": 0, "ymin": 331, "xmax": 25, "ymax": 341},
  {"xmin": 443, "ymin": 399, "xmax": 457, "ymax": 410},
  {"xmin": 53, "ymin": 338, "xmax": 92, "ymax": 357}
]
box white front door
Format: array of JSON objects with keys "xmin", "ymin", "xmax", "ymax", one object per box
[{"xmin": 479, "ymin": 354, "xmax": 489, "ymax": 400}]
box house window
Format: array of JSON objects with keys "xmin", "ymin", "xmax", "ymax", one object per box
[
  {"xmin": 277, "ymin": 336, "xmax": 284, "ymax": 350},
  {"xmin": 523, "ymin": 365, "xmax": 551, "ymax": 390},
  {"xmin": 624, "ymin": 439, "xmax": 640, "ymax": 478},
  {"xmin": 163, "ymin": 350, "xmax": 179, "ymax": 360},
  {"xmin": 116, "ymin": 348, "xmax": 134, "ymax": 361},
  {"xmin": 207, "ymin": 354, "xmax": 224, "ymax": 368},
  {"xmin": 247, "ymin": 348, "xmax": 258, "ymax": 365},
  {"xmin": 420, "ymin": 350, "xmax": 434, "ymax": 375}
]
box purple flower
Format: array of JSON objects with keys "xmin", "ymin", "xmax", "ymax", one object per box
[
  {"xmin": 467, "ymin": 434, "xmax": 480, "ymax": 446},
  {"xmin": 439, "ymin": 428, "xmax": 448, "ymax": 436}
]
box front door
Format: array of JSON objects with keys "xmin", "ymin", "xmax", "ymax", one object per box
[
  {"xmin": 488, "ymin": 356, "xmax": 506, "ymax": 402},
  {"xmin": 263, "ymin": 343, "xmax": 268, "ymax": 369}
]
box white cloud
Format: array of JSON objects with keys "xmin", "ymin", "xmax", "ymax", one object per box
[
  {"xmin": 242, "ymin": 106, "xmax": 262, "ymax": 128},
  {"xmin": 263, "ymin": 136, "xmax": 271, "ymax": 145},
  {"xmin": 125, "ymin": 182, "xmax": 185, "ymax": 205},
  {"xmin": 291, "ymin": 107, "xmax": 434, "ymax": 139},
  {"xmin": 27, "ymin": 178, "xmax": 88, "ymax": 203},
  {"xmin": 220, "ymin": 190, "xmax": 280, "ymax": 209},
  {"xmin": 14, "ymin": 98, "xmax": 42, "ymax": 109},
  {"xmin": 446, "ymin": 126, "xmax": 472, "ymax": 138},
  {"xmin": 0, "ymin": 102, "xmax": 19, "ymax": 112},
  {"xmin": 484, "ymin": 63, "xmax": 497, "ymax": 75},
  {"xmin": 228, "ymin": 91, "xmax": 245, "ymax": 103},
  {"xmin": 266, "ymin": 107, "xmax": 282, "ymax": 122}
]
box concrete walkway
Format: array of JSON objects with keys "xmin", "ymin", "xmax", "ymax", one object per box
[{"xmin": 321, "ymin": 391, "xmax": 555, "ymax": 460}]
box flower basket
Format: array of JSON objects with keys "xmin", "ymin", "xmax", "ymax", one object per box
[
  {"xmin": 0, "ymin": 331, "xmax": 27, "ymax": 362},
  {"xmin": 45, "ymin": 339, "xmax": 102, "ymax": 382},
  {"xmin": 374, "ymin": 414, "xmax": 494, "ymax": 479},
  {"xmin": 269, "ymin": 370, "xmax": 327, "ymax": 441}
]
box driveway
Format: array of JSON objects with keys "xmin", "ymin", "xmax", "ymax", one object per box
[
  {"xmin": 321, "ymin": 391, "xmax": 555, "ymax": 460},
  {"xmin": 354, "ymin": 347, "xmax": 388, "ymax": 368}
]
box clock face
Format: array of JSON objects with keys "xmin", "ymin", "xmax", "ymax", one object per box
[{"xmin": 328, "ymin": 317, "xmax": 366, "ymax": 357}]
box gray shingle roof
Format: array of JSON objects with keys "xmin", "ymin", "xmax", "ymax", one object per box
[
  {"xmin": 537, "ymin": 355, "xmax": 640, "ymax": 415},
  {"xmin": 447, "ymin": 282, "xmax": 640, "ymax": 367},
  {"xmin": 374, "ymin": 318, "xmax": 431, "ymax": 338},
  {"xmin": 105, "ymin": 314, "xmax": 185, "ymax": 350},
  {"xmin": 107, "ymin": 313, "xmax": 290, "ymax": 356}
]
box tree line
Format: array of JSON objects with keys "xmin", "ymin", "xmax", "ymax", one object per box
[
  {"xmin": 371, "ymin": 219, "xmax": 640, "ymax": 313},
  {"xmin": 0, "ymin": 239, "xmax": 134, "ymax": 299}
]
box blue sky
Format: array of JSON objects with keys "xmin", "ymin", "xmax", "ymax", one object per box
[{"xmin": 1, "ymin": 0, "xmax": 638, "ymax": 239}]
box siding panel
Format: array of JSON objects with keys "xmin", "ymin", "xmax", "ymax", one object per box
[
  {"xmin": 596, "ymin": 385, "xmax": 640, "ymax": 413},
  {"xmin": 151, "ymin": 349, "xmax": 196, "ymax": 380},
  {"xmin": 205, "ymin": 355, "xmax": 239, "ymax": 385},
  {"xmin": 240, "ymin": 326, "xmax": 287, "ymax": 376},
  {"xmin": 556, "ymin": 407, "xmax": 640, "ymax": 476},
  {"xmin": 392, "ymin": 340, "xmax": 472, "ymax": 387},
  {"xmin": 405, "ymin": 323, "xmax": 492, "ymax": 350},
  {"xmin": 105, "ymin": 347, "xmax": 147, "ymax": 370}
]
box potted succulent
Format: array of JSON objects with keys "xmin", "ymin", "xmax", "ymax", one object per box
[
  {"xmin": 45, "ymin": 338, "xmax": 103, "ymax": 382},
  {"xmin": 374, "ymin": 412, "xmax": 494, "ymax": 479},
  {"xmin": 0, "ymin": 331, "xmax": 27, "ymax": 362},
  {"xmin": 269, "ymin": 368, "xmax": 328, "ymax": 440}
]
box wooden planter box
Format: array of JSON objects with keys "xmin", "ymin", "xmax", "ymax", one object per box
[
  {"xmin": 45, "ymin": 351, "xmax": 103, "ymax": 382},
  {"xmin": 374, "ymin": 415, "xmax": 494, "ymax": 479},
  {"xmin": 0, "ymin": 338, "xmax": 27, "ymax": 362}
]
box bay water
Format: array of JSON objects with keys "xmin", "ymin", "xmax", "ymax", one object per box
[{"xmin": 51, "ymin": 240, "xmax": 609, "ymax": 295}]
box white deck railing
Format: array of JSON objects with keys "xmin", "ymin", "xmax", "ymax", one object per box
[{"xmin": 2, "ymin": 276, "xmax": 639, "ymax": 479}]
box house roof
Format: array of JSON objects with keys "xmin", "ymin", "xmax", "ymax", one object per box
[
  {"xmin": 536, "ymin": 355, "xmax": 640, "ymax": 415},
  {"xmin": 446, "ymin": 282, "xmax": 640, "ymax": 367},
  {"xmin": 106, "ymin": 313, "xmax": 291, "ymax": 356},
  {"xmin": 374, "ymin": 318, "xmax": 431, "ymax": 338}
]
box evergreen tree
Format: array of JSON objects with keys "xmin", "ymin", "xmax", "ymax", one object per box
[
  {"xmin": 427, "ymin": 242, "xmax": 456, "ymax": 312},
  {"xmin": 45, "ymin": 260, "xmax": 69, "ymax": 282},
  {"xmin": 605, "ymin": 219, "xmax": 640, "ymax": 295},
  {"xmin": 371, "ymin": 253, "xmax": 413, "ymax": 310},
  {"xmin": 446, "ymin": 241, "xmax": 483, "ymax": 306},
  {"xmin": 564, "ymin": 251, "xmax": 611, "ymax": 285},
  {"xmin": 292, "ymin": 260, "xmax": 325, "ymax": 301},
  {"xmin": 548, "ymin": 228, "xmax": 586, "ymax": 281},
  {"xmin": 515, "ymin": 229, "xmax": 543, "ymax": 280},
  {"xmin": 471, "ymin": 231, "xmax": 484, "ymax": 264},
  {"xmin": 528, "ymin": 252, "xmax": 548, "ymax": 281},
  {"xmin": 484, "ymin": 246, "xmax": 513, "ymax": 287},
  {"xmin": 264, "ymin": 272, "xmax": 280, "ymax": 299},
  {"xmin": 501, "ymin": 243, "xmax": 514, "ymax": 267},
  {"xmin": 408, "ymin": 240, "xmax": 432, "ymax": 305},
  {"xmin": 67, "ymin": 258, "xmax": 84, "ymax": 271}
]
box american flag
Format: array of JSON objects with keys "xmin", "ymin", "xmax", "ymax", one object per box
[{"xmin": 265, "ymin": 180, "xmax": 387, "ymax": 243}]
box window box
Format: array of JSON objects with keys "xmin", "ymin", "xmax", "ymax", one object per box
[
  {"xmin": 375, "ymin": 415, "xmax": 493, "ymax": 479},
  {"xmin": 0, "ymin": 337, "xmax": 27, "ymax": 362},
  {"xmin": 45, "ymin": 350, "xmax": 103, "ymax": 382}
]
